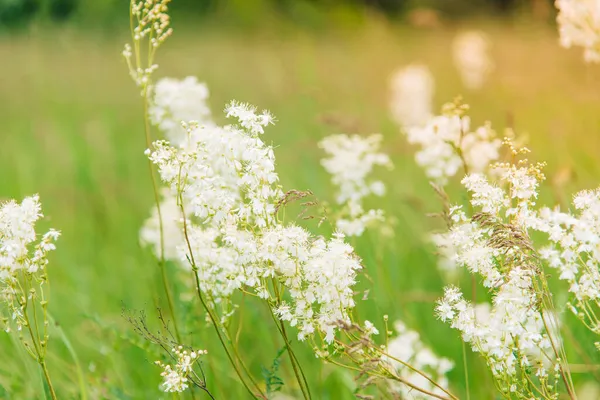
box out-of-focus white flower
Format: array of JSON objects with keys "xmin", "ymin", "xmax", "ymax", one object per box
[
  {"xmin": 389, "ymin": 64, "xmax": 434, "ymax": 129},
  {"xmin": 319, "ymin": 133, "xmax": 392, "ymax": 236},
  {"xmin": 556, "ymin": 0, "xmax": 600, "ymax": 63},
  {"xmin": 140, "ymin": 190, "xmax": 184, "ymax": 260},
  {"xmin": 452, "ymin": 31, "xmax": 494, "ymax": 90},
  {"xmin": 384, "ymin": 320, "xmax": 454, "ymax": 399},
  {"xmin": 149, "ymin": 76, "xmax": 213, "ymax": 145},
  {"xmin": 405, "ymin": 106, "xmax": 501, "ymax": 184}
]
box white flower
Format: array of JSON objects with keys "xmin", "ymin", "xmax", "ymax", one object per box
[
  {"xmin": 0, "ymin": 195, "xmax": 59, "ymax": 277},
  {"xmin": 389, "ymin": 64, "xmax": 434, "ymax": 129},
  {"xmin": 405, "ymin": 110, "xmax": 501, "ymax": 184},
  {"xmin": 156, "ymin": 346, "xmax": 206, "ymax": 393},
  {"xmin": 145, "ymin": 98, "xmax": 364, "ymax": 344},
  {"xmin": 384, "ymin": 320, "xmax": 454, "ymax": 399},
  {"xmin": 453, "ymin": 31, "xmax": 494, "ymax": 90},
  {"xmin": 556, "ymin": 0, "xmax": 600, "ymax": 63},
  {"xmin": 0, "ymin": 195, "xmax": 59, "ymax": 332},
  {"xmin": 319, "ymin": 133, "xmax": 392, "ymax": 236},
  {"xmin": 149, "ymin": 76, "xmax": 213, "ymax": 145},
  {"xmin": 536, "ymin": 188, "xmax": 600, "ymax": 322}
]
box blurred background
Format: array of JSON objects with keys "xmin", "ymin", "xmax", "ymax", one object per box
[
  {"xmin": 1, "ymin": 0, "xmax": 600, "ymax": 399},
  {"xmin": 0, "ymin": 0, "xmax": 559, "ymax": 30}
]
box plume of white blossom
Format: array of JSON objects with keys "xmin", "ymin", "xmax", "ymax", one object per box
[
  {"xmin": 383, "ymin": 321, "xmax": 454, "ymax": 399},
  {"xmin": 536, "ymin": 188, "xmax": 600, "ymax": 335},
  {"xmin": 555, "ymin": 0, "xmax": 600, "ymax": 63},
  {"xmin": 149, "ymin": 76, "xmax": 213, "ymax": 145},
  {"xmin": 145, "ymin": 100, "xmax": 364, "ymax": 344},
  {"xmin": 389, "ymin": 64, "xmax": 434, "ymax": 129},
  {"xmin": 433, "ymin": 156, "xmax": 573, "ymax": 395},
  {"xmin": 452, "ymin": 31, "xmax": 494, "ymax": 90},
  {"xmin": 0, "ymin": 195, "xmax": 60, "ymax": 332},
  {"xmin": 319, "ymin": 133, "xmax": 392, "ymax": 236},
  {"xmin": 405, "ymin": 102, "xmax": 501, "ymax": 184},
  {"xmin": 155, "ymin": 346, "xmax": 207, "ymax": 393}
]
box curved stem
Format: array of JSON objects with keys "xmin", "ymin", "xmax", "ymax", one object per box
[
  {"xmin": 265, "ymin": 301, "xmax": 311, "ymax": 400},
  {"xmin": 177, "ymin": 194, "xmax": 265, "ymax": 399},
  {"xmin": 142, "ymin": 88, "xmax": 181, "ymax": 343}
]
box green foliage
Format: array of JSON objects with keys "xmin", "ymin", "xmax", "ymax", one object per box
[{"xmin": 262, "ymin": 346, "xmax": 287, "ymax": 394}]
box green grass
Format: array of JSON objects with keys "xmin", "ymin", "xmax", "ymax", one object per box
[{"xmin": 0, "ymin": 17, "xmax": 600, "ymax": 399}]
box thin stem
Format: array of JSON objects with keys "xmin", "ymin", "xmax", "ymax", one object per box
[
  {"xmin": 265, "ymin": 300, "xmax": 310, "ymax": 400},
  {"xmin": 142, "ymin": 87, "xmax": 181, "ymax": 343},
  {"xmin": 462, "ymin": 341, "xmax": 470, "ymax": 400},
  {"xmin": 540, "ymin": 311, "xmax": 577, "ymax": 400},
  {"xmin": 20, "ymin": 284, "xmax": 57, "ymax": 400},
  {"xmin": 177, "ymin": 194, "xmax": 264, "ymax": 399},
  {"xmin": 269, "ymin": 279, "xmax": 311, "ymax": 399},
  {"xmin": 387, "ymin": 374, "xmax": 453, "ymax": 400},
  {"xmin": 377, "ymin": 349, "xmax": 459, "ymax": 400},
  {"xmin": 40, "ymin": 360, "xmax": 58, "ymax": 400}
]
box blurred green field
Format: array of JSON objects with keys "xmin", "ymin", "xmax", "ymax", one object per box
[{"xmin": 1, "ymin": 16, "xmax": 600, "ymax": 399}]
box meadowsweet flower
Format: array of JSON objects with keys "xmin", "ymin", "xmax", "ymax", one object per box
[
  {"xmin": 149, "ymin": 77, "xmax": 212, "ymax": 145},
  {"xmin": 145, "ymin": 99, "xmax": 364, "ymax": 344},
  {"xmin": 383, "ymin": 321, "xmax": 454, "ymax": 399},
  {"xmin": 452, "ymin": 31, "xmax": 494, "ymax": 90},
  {"xmin": 269, "ymin": 228, "xmax": 362, "ymax": 342},
  {"xmin": 155, "ymin": 346, "xmax": 207, "ymax": 393},
  {"xmin": 405, "ymin": 104, "xmax": 501, "ymax": 184},
  {"xmin": 0, "ymin": 196, "xmax": 60, "ymax": 331},
  {"xmin": 536, "ymin": 188, "xmax": 600, "ymax": 334},
  {"xmin": 433, "ymin": 154, "xmax": 572, "ymax": 396},
  {"xmin": 389, "ymin": 64, "xmax": 434, "ymax": 129},
  {"xmin": 556, "ymin": 0, "xmax": 600, "ymax": 63},
  {"xmin": 437, "ymin": 278, "xmax": 558, "ymax": 385},
  {"xmin": 319, "ymin": 133, "xmax": 392, "ymax": 236}
]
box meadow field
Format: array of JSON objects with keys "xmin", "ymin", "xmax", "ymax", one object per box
[{"xmin": 1, "ymin": 10, "xmax": 600, "ymax": 399}]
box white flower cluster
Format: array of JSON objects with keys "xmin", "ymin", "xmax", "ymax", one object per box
[
  {"xmin": 0, "ymin": 195, "xmax": 58, "ymax": 276},
  {"xmin": 452, "ymin": 31, "xmax": 494, "ymax": 90},
  {"xmin": 434, "ymin": 164, "xmax": 567, "ymax": 393},
  {"xmin": 0, "ymin": 195, "xmax": 60, "ymax": 331},
  {"xmin": 319, "ymin": 133, "xmax": 392, "ymax": 236},
  {"xmin": 556, "ymin": 0, "xmax": 600, "ymax": 63},
  {"xmin": 384, "ymin": 321, "xmax": 454, "ymax": 399},
  {"xmin": 155, "ymin": 346, "xmax": 207, "ymax": 393},
  {"xmin": 389, "ymin": 64, "xmax": 434, "ymax": 129},
  {"xmin": 405, "ymin": 105, "xmax": 501, "ymax": 184},
  {"xmin": 144, "ymin": 97, "xmax": 363, "ymax": 344},
  {"xmin": 537, "ymin": 188, "xmax": 600, "ymax": 334},
  {"xmin": 149, "ymin": 76, "xmax": 212, "ymax": 145}
]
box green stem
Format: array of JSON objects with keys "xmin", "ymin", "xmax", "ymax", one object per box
[
  {"xmin": 177, "ymin": 195, "xmax": 264, "ymax": 399},
  {"xmin": 268, "ymin": 280, "xmax": 311, "ymax": 399},
  {"xmin": 462, "ymin": 341, "xmax": 470, "ymax": 400},
  {"xmin": 142, "ymin": 83, "xmax": 181, "ymax": 343}
]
